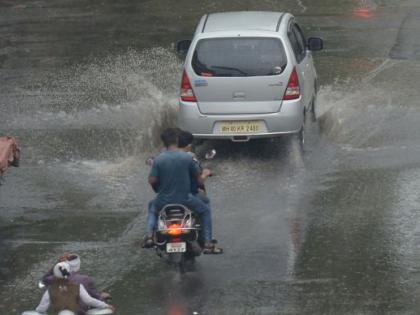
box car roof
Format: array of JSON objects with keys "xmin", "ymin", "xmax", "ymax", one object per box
[{"xmin": 202, "ymin": 11, "xmax": 286, "ymax": 33}]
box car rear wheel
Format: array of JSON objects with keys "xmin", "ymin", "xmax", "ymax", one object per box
[
  {"xmin": 309, "ymin": 96, "xmax": 317, "ymax": 121},
  {"xmin": 298, "ymin": 125, "xmax": 305, "ymax": 146}
]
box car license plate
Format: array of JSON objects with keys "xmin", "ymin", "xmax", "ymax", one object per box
[
  {"xmin": 220, "ymin": 121, "xmax": 262, "ymax": 134},
  {"xmin": 166, "ymin": 242, "xmax": 186, "ymax": 253}
]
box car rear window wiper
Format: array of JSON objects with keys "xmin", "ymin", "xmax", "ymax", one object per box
[{"xmin": 210, "ymin": 66, "xmax": 248, "ymax": 76}]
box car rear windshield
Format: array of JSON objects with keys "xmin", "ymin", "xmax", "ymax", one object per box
[{"xmin": 192, "ymin": 37, "xmax": 287, "ymax": 77}]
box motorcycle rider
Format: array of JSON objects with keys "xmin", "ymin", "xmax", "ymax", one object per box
[
  {"xmin": 41, "ymin": 253, "xmax": 111, "ymax": 314},
  {"xmin": 35, "ymin": 262, "xmax": 114, "ymax": 315},
  {"xmin": 144, "ymin": 128, "xmax": 222, "ymax": 254},
  {"xmin": 145, "ymin": 130, "xmax": 211, "ymax": 200}
]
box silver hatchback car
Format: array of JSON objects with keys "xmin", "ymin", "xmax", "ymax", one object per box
[{"xmin": 177, "ymin": 11, "xmax": 323, "ymax": 142}]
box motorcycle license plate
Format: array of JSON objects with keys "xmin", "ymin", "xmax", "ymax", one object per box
[{"xmin": 166, "ymin": 242, "xmax": 186, "ymax": 253}]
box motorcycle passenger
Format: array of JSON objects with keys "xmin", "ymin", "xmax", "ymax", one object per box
[
  {"xmin": 177, "ymin": 131, "xmax": 222, "ymax": 254},
  {"xmin": 35, "ymin": 262, "xmax": 114, "ymax": 315},
  {"xmin": 41, "ymin": 253, "xmax": 111, "ymax": 314},
  {"xmin": 177, "ymin": 130, "xmax": 211, "ymax": 205},
  {"xmin": 144, "ymin": 128, "xmax": 222, "ymax": 254}
]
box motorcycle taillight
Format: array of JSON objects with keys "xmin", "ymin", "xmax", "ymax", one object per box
[{"xmin": 167, "ymin": 223, "xmax": 182, "ymax": 236}]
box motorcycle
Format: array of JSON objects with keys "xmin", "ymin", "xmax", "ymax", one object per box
[
  {"xmin": 150, "ymin": 149, "xmax": 217, "ymax": 274},
  {"xmin": 154, "ymin": 203, "xmax": 203, "ymax": 274}
]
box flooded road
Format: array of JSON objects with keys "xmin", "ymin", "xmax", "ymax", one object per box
[{"xmin": 2, "ymin": 0, "xmax": 420, "ymax": 314}]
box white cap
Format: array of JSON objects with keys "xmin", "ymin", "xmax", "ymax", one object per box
[
  {"xmin": 53, "ymin": 262, "xmax": 71, "ymax": 279},
  {"xmin": 67, "ymin": 254, "xmax": 81, "ymax": 273}
]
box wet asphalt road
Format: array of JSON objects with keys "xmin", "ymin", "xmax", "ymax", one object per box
[{"xmin": 2, "ymin": 0, "xmax": 420, "ymax": 314}]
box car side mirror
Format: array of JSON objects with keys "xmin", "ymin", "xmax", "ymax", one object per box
[
  {"xmin": 176, "ymin": 40, "xmax": 192, "ymax": 54},
  {"xmin": 307, "ymin": 37, "xmax": 323, "ymax": 51}
]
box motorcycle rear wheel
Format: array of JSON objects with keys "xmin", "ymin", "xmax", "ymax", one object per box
[{"xmin": 168, "ymin": 253, "xmax": 186, "ymax": 274}]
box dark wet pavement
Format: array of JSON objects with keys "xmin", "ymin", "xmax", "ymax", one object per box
[{"xmin": 2, "ymin": 0, "xmax": 420, "ymax": 314}]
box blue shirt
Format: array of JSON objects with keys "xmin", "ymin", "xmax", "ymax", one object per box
[{"xmin": 150, "ymin": 149, "xmax": 199, "ymax": 206}]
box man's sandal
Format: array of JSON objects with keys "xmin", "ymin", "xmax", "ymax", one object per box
[
  {"xmin": 141, "ymin": 236, "xmax": 154, "ymax": 249},
  {"xmin": 203, "ymin": 240, "xmax": 223, "ymax": 254}
]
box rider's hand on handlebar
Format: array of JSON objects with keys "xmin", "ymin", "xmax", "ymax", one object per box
[{"xmin": 202, "ymin": 168, "xmax": 212, "ymax": 178}]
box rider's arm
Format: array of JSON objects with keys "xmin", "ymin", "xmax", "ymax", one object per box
[
  {"xmin": 84, "ymin": 277, "xmax": 101, "ymax": 300},
  {"xmin": 148, "ymin": 159, "xmax": 160, "ymax": 192},
  {"xmin": 35, "ymin": 290, "xmax": 51, "ymax": 313},
  {"xmin": 190, "ymin": 158, "xmax": 204, "ymax": 187},
  {"xmin": 196, "ymin": 172, "xmax": 205, "ymax": 187},
  {"xmin": 148, "ymin": 176, "xmax": 159, "ymax": 192},
  {"xmin": 191, "ymin": 157, "xmax": 206, "ymax": 190},
  {"xmin": 79, "ymin": 284, "xmax": 110, "ymax": 309}
]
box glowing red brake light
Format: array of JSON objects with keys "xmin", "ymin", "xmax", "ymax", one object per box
[
  {"xmin": 283, "ymin": 68, "xmax": 300, "ymax": 100},
  {"xmin": 180, "ymin": 71, "xmax": 197, "ymax": 102},
  {"xmin": 168, "ymin": 224, "xmax": 182, "ymax": 236}
]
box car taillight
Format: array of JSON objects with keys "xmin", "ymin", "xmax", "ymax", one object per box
[
  {"xmin": 283, "ymin": 68, "xmax": 300, "ymax": 100},
  {"xmin": 180, "ymin": 71, "xmax": 197, "ymax": 102}
]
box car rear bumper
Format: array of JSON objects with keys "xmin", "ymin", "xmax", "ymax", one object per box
[{"xmin": 178, "ymin": 99, "xmax": 304, "ymax": 141}]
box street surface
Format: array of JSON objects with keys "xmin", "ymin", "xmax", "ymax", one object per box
[{"xmin": 1, "ymin": 0, "xmax": 420, "ymax": 314}]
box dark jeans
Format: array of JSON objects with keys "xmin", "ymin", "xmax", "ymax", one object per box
[{"xmin": 146, "ymin": 194, "xmax": 212, "ymax": 242}]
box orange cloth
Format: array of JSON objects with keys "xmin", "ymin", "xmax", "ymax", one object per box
[{"xmin": 0, "ymin": 136, "xmax": 20, "ymax": 175}]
